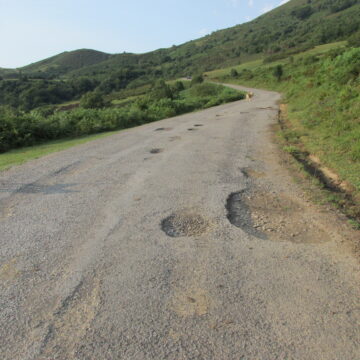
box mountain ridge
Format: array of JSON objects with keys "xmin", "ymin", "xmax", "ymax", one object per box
[{"xmin": 1, "ymin": 0, "xmax": 359, "ymax": 80}]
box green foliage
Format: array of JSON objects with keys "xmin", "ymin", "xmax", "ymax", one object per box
[
  {"xmin": 172, "ymin": 81, "xmax": 185, "ymax": 92},
  {"xmin": 80, "ymin": 91, "xmax": 106, "ymax": 109},
  {"xmin": 150, "ymin": 79, "xmax": 174, "ymax": 101},
  {"xmin": 230, "ymin": 68, "xmax": 239, "ymax": 77},
  {"xmin": 273, "ymin": 65, "xmax": 284, "ymax": 81},
  {"xmin": 218, "ymin": 46, "xmax": 360, "ymax": 191},
  {"xmin": 191, "ymin": 74, "xmax": 204, "ymax": 86},
  {"xmin": 348, "ymin": 30, "xmax": 360, "ymax": 48},
  {"xmin": 0, "ymin": 83, "xmax": 244, "ymax": 153},
  {"xmin": 291, "ymin": 5, "xmax": 313, "ymax": 20}
]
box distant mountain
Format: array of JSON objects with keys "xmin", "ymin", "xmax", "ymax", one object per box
[
  {"xmin": 2, "ymin": 0, "xmax": 360, "ymax": 82},
  {"xmin": 20, "ymin": 49, "xmax": 111, "ymax": 77}
]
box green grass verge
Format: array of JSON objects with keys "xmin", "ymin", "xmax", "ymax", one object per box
[{"xmin": 207, "ymin": 42, "xmax": 360, "ymax": 192}]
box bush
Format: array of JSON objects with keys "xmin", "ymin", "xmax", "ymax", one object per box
[
  {"xmin": 0, "ymin": 83, "xmax": 244, "ymax": 153},
  {"xmin": 230, "ymin": 69, "xmax": 239, "ymax": 78},
  {"xmin": 189, "ymin": 83, "xmax": 220, "ymax": 97},
  {"xmin": 150, "ymin": 79, "xmax": 174, "ymax": 100},
  {"xmin": 191, "ymin": 74, "xmax": 204, "ymax": 86},
  {"xmin": 80, "ymin": 91, "xmax": 106, "ymax": 109},
  {"xmin": 273, "ymin": 65, "xmax": 284, "ymax": 81}
]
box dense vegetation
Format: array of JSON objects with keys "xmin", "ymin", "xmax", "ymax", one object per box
[
  {"xmin": 0, "ymin": 82, "xmax": 244, "ymax": 152},
  {"xmin": 211, "ymin": 44, "xmax": 360, "ymax": 198},
  {"xmin": 1, "ymin": 0, "xmax": 359, "ymax": 111}
]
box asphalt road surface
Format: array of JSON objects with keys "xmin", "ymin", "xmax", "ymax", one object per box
[{"xmin": 1, "ymin": 85, "xmax": 359, "ymax": 360}]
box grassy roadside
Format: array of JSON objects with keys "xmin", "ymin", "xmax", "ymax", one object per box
[
  {"xmin": 207, "ymin": 42, "xmax": 360, "ymax": 222},
  {"xmin": 0, "ymin": 131, "xmax": 118, "ymax": 171}
]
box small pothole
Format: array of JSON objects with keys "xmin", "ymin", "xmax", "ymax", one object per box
[
  {"xmin": 188, "ymin": 128, "xmax": 197, "ymax": 131},
  {"xmin": 150, "ymin": 148, "xmax": 163, "ymax": 154},
  {"xmin": 194, "ymin": 124, "xmax": 203, "ymax": 127},
  {"xmin": 155, "ymin": 127, "xmax": 172, "ymax": 131},
  {"xmin": 161, "ymin": 211, "xmax": 211, "ymax": 237}
]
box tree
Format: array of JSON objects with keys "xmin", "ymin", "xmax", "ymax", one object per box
[
  {"xmin": 191, "ymin": 74, "xmax": 204, "ymax": 86},
  {"xmin": 348, "ymin": 30, "xmax": 360, "ymax": 48},
  {"xmin": 173, "ymin": 81, "xmax": 185, "ymax": 92},
  {"xmin": 230, "ymin": 68, "xmax": 239, "ymax": 78},
  {"xmin": 273, "ymin": 65, "xmax": 283, "ymax": 81},
  {"xmin": 150, "ymin": 79, "xmax": 173, "ymax": 100},
  {"xmin": 80, "ymin": 91, "xmax": 106, "ymax": 109}
]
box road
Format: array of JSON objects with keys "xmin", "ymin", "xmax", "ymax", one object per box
[{"xmin": 1, "ymin": 85, "xmax": 359, "ymax": 360}]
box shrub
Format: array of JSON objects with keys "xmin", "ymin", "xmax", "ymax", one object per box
[
  {"xmin": 230, "ymin": 69, "xmax": 239, "ymax": 78},
  {"xmin": 150, "ymin": 79, "xmax": 173, "ymax": 100},
  {"xmin": 191, "ymin": 74, "xmax": 204, "ymax": 86},
  {"xmin": 273, "ymin": 65, "xmax": 284, "ymax": 81},
  {"xmin": 80, "ymin": 91, "xmax": 106, "ymax": 109}
]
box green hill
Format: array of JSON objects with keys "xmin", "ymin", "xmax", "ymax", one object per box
[
  {"xmin": 20, "ymin": 49, "xmax": 111, "ymax": 78},
  {"xmin": 3, "ymin": 0, "xmax": 359, "ymax": 82},
  {"xmin": 62, "ymin": 0, "xmax": 360, "ymax": 80}
]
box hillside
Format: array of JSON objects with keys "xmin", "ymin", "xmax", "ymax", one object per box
[
  {"xmin": 16, "ymin": 49, "xmax": 111, "ymax": 78},
  {"xmin": 2, "ymin": 0, "xmax": 359, "ymax": 83},
  {"xmin": 0, "ymin": 0, "xmax": 359, "ymax": 110}
]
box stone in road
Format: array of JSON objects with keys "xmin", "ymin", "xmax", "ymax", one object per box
[{"xmin": 0, "ymin": 85, "xmax": 359, "ymax": 360}]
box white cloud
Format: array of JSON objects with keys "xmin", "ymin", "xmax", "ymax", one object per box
[
  {"xmin": 248, "ymin": 0, "xmax": 254, "ymax": 7},
  {"xmin": 279, "ymin": 0, "xmax": 289, "ymax": 5},
  {"xmin": 261, "ymin": 3, "xmax": 274, "ymax": 13}
]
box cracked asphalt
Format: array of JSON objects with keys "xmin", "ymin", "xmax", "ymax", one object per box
[{"xmin": 0, "ymin": 85, "xmax": 359, "ymax": 360}]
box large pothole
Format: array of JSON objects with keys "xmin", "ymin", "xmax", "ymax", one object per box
[
  {"xmin": 161, "ymin": 211, "xmax": 210, "ymax": 237},
  {"xmin": 226, "ymin": 190, "xmax": 329, "ymax": 244},
  {"xmin": 226, "ymin": 191, "xmax": 267, "ymax": 239}
]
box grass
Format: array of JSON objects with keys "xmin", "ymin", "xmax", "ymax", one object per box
[
  {"xmin": 207, "ymin": 42, "xmax": 346, "ymax": 81},
  {"xmin": 207, "ymin": 41, "xmax": 360, "ymax": 220},
  {"xmin": 0, "ymin": 131, "xmax": 119, "ymax": 171}
]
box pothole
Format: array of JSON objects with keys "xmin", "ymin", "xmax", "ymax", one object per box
[
  {"xmin": 226, "ymin": 190, "xmax": 329, "ymax": 244},
  {"xmin": 155, "ymin": 127, "xmax": 172, "ymax": 131},
  {"xmin": 188, "ymin": 128, "xmax": 197, "ymax": 131},
  {"xmin": 194, "ymin": 124, "xmax": 203, "ymax": 127},
  {"xmin": 150, "ymin": 148, "xmax": 164, "ymax": 154},
  {"xmin": 161, "ymin": 211, "xmax": 211, "ymax": 237},
  {"xmin": 226, "ymin": 191, "xmax": 267, "ymax": 239}
]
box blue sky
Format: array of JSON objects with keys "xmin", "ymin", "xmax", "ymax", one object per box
[{"xmin": 0, "ymin": 0, "xmax": 289, "ymax": 68}]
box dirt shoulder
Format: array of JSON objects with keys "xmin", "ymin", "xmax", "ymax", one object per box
[{"xmin": 267, "ymin": 103, "xmax": 360, "ymax": 255}]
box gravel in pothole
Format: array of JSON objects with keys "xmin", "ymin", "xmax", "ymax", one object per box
[
  {"xmin": 226, "ymin": 191, "xmax": 267, "ymax": 240},
  {"xmin": 161, "ymin": 211, "xmax": 211, "ymax": 237},
  {"xmin": 226, "ymin": 189, "xmax": 329, "ymax": 244}
]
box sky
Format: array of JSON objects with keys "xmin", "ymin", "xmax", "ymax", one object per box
[{"xmin": 0, "ymin": 0, "xmax": 289, "ymax": 68}]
